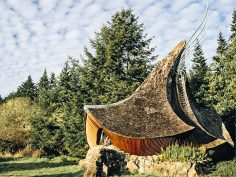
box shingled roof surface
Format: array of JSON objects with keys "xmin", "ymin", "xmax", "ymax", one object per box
[{"xmin": 84, "ymin": 41, "xmax": 194, "ymax": 138}]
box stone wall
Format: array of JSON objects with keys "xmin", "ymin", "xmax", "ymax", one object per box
[{"xmin": 79, "ymin": 145, "xmax": 199, "ymax": 177}]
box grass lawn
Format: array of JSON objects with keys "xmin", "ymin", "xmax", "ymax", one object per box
[
  {"xmin": 0, "ymin": 156, "xmax": 158, "ymax": 177},
  {"xmin": 0, "ymin": 156, "xmax": 84, "ymax": 177},
  {"xmin": 0, "ymin": 156, "xmax": 235, "ymax": 177},
  {"xmin": 203, "ymin": 158, "xmax": 236, "ymax": 177}
]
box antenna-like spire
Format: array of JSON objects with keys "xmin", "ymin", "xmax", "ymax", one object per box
[{"xmin": 177, "ymin": 0, "xmax": 209, "ymax": 73}]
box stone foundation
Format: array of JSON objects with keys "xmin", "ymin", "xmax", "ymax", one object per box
[{"xmin": 79, "ymin": 145, "xmax": 199, "ymax": 177}]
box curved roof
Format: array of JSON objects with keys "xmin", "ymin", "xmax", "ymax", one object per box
[{"xmin": 84, "ymin": 41, "xmax": 194, "ymax": 138}]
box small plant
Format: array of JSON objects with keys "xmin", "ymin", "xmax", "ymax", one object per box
[
  {"xmin": 14, "ymin": 146, "xmax": 32, "ymax": 157},
  {"xmin": 158, "ymin": 143, "xmax": 210, "ymax": 163},
  {"xmin": 31, "ymin": 149, "xmax": 44, "ymax": 158}
]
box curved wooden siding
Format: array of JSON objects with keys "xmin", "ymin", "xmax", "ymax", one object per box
[
  {"xmin": 85, "ymin": 115, "xmax": 100, "ymax": 147},
  {"xmin": 85, "ymin": 113, "xmax": 227, "ymax": 155},
  {"xmin": 104, "ymin": 128, "xmax": 176, "ymax": 155},
  {"xmin": 86, "ymin": 113, "xmax": 179, "ymax": 155}
]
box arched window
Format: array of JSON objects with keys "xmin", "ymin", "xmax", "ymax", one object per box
[{"xmin": 96, "ymin": 128, "xmax": 111, "ymax": 145}]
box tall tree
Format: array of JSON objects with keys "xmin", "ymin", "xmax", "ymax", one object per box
[
  {"xmin": 212, "ymin": 32, "xmax": 227, "ymax": 72},
  {"xmin": 0, "ymin": 95, "xmax": 3, "ymax": 104},
  {"xmin": 16, "ymin": 75, "xmax": 37, "ymax": 100},
  {"xmin": 49, "ymin": 73, "xmax": 57, "ymax": 89},
  {"xmin": 81, "ymin": 9, "xmax": 157, "ymax": 104},
  {"xmin": 216, "ymin": 36, "xmax": 236, "ymax": 115},
  {"xmin": 189, "ymin": 40, "xmax": 209, "ymax": 106},
  {"xmin": 48, "ymin": 72, "xmax": 58, "ymax": 112},
  {"xmin": 38, "ymin": 69, "xmax": 50, "ymax": 110},
  {"xmin": 57, "ymin": 60, "xmax": 72, "ymax": 106},
  {"xmin": 56, "ymin": 57, "xmax": 87, "ymax": 156},
  {"xmin": 207, "ymin": 32, "xmax": 228, "ymax": 105},
  {"xmin": 230, "ymin": 9, "xmax": 236, "ymax": 40}
]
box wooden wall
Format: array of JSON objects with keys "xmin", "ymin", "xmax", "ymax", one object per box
[
  {"xmin": 85, "ymin": 113, "xmax": 226, "ymax": 156},
  {"xmin": 85, "ymin": 113, "xmax": 177, "ymax": 155}
]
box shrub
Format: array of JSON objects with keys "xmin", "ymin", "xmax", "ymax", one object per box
[
  {"xmin": 0, "ymin": 97, "xmax": 44, "ymax": 153},
  {"xmin": 31, "ymin": 149, "xmax": 44, "ymax": 158},
  {"xmin": 203, "ymin": 158, "xmax": 236, "ymax": 177},
  {"xmin": 158, "ymin": 143, "xmax": 210, "ymax": 163},
  {"xmin": 0, "ymin": 140, "xmax": 17, "ymax": 153},
  {"xmin": 14, "ymin": 146, "xmax": 32, "ymax": 157},
  {"xmin": 28, "ymin": 115, "xmax": 64, "ymax": 156}
]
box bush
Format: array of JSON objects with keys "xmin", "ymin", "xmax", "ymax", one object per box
[
  {"xmin": 203, "ymin": 158, "xmax": 236, "ymax": 177},
  {"xmin": 28, "ymin": 115, "xmax": 64, "ymax": 156},
  {"xmin": 0, "ymin": 140, "xmax": 17, "ymax": 153},
  {"xmin": 0, "ymin": 97, "xmax": 44, "ymax": 153},
  {"xmin": 158, "ymin": 143, "xmax": 210, "ymax": 163}
]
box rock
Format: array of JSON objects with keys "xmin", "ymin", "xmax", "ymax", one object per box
[
  {"xmin": 84, "ymin": 162, "xmax": 97, "ymax": 177},
  {"xmin": 188, "ymin": 162, "xmax": 198, "ymax": 177},
  {"xmin": 80, "ymin": 145, "xmax": 201, "ymax": 177},
  {"xmin": 80, "ymin": 145, "xmax": 128, "ymax": 176},
  {"xmin": 129, "ymin": 155, "xmax": 138, "ymax": 162},
  {"xmin": 127, "ymin": 160, "xmax": 138, "ymax": 173},
  {"xmin": 102, "ymin": 163, "xmax": 108, "ymax": 177},
  {"xmin": 78, "ymin": 159, "xmax": 86, "ymax": 170}
]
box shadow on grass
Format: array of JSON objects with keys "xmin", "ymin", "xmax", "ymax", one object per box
[
  {"xmin": 0, "ymin": 157, "xmax": 16, "ymax": 162},
  {"xmin": 35, "ymin": 170, "xmax": 84, "ymax": 177},
  {"xmin": 0, "ymin": 160, "xmax": 76, "ymax": 173}
]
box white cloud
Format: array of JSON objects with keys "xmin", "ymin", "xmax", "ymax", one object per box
[{"xmin": 0, "ymin": 0, "xmax": 235, "ymax": 97}]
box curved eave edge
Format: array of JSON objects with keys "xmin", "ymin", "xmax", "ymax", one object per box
[{"xmin": 84, "ymin": 110, "xmax": 194, "ymax": 139}]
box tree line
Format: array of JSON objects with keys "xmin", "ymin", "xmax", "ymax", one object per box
[
  {"xmin": 0, "ymin": 9, "xmax": 156, "ymax": 157},
  {"xmin": 189, "ymin": 10, "xmax": 236, "ymax": 141},
  {"xmin": 0, "ymin": 9, "xmax": 235, "ymax": 157}
]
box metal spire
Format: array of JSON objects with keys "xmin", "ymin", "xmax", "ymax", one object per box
[{"xmin": 177, "ymin": 0, "xmax": 209, "ymax": 73}]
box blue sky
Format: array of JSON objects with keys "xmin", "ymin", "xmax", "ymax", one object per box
[{"xmin": 0, "ymin": 0, "xmax": 235, "ymax": 97}]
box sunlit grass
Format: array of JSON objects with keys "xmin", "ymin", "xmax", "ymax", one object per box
[
  {"xmin": 202, "ymin": 158, "xmax": 236, "ymax": 177},
  {"xmin": 0, "ymin": 156, "xmax": 83, "ymax": 177}
]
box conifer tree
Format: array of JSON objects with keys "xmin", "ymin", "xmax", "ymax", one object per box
[
  {"xmin": 217, "ymin": 36, "xmax": 236, "ymax": 115},
  {"xmin": 48, "ymin": 73, "xmax": 58, "ymax": 112},
  {"xmin": 57, "ymin": 60, "xmax": 71, "ymax": 106},
  {"xmin": 189, "ymin": 40, "xmax": 209, "ymax": 106},
  {"xmin": 212, "ymin": 32, "xmax": 227, "ymax": 72},
  {"xmin": 207, "ymin": 32, "xmax": 228, "ymax": 107},
  {"xmin": 57, "ymin": 58, "xmax": 87, "ymax": 156},
  {"xmin": 81, "ymin": 9, "xmax": 157, "ymax": 104},
  {"xmin": 38, "ymin": 69, "xmax": 50, "ymax": 110},
  {"xmin": 16, "ymin": 75, "xmax": 37, "ymax": 100},
  {"xmin": 230, "ymin": 10, "xmax": 236, "ymax": 40},
  {"xmin": 49, "ymin": 73, "xmax": 57, "ymax": 89},
  {"xmin": 3, "ymin": 92, "xmax": 17, "ymax": 102},
  {"xmin": 0, "ymin": 95, "xmax": 3, "ymax": 104}
]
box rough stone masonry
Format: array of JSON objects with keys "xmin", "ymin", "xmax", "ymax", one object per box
[{"xmin": 79, "ymin": 145, "xmax": 199, "ymax": 177}]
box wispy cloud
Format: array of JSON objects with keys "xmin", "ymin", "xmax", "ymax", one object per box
[{"xmin": 0, "ymin": 0, "xmax": 235, "ymax": 96}]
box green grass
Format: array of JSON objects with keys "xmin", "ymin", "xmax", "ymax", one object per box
[
  {"xmin": 0, "ymin": 156, "xmax": 84, "ymax": 177},
  {"xmin": 0, "ymin": 156, "xmax": 235, "ymax": 177},
  {"xmin": 202, "ymin": 158, "xmax": 236, "ymax": 177},
  {"xmin": 114, "ymin": 174, "xmax": 158, "ymax": 177}
]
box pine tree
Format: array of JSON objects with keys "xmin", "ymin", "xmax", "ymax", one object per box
[
  {"xmin": 189, "ymin": 40, "xmax": 209, "ymax": 106},
  {"xmin": 56, "ymin": 57, "xmax": 87, "ymax": 156},
  {"xmin": 81, "ymin": 9, "xmax": 157, "ymax": 104},
  {"xmin": 49, "ymin": 73, "xmax": 57, "ymax": 89},
  {"xmin": 217, "ymin": 36, "xmax": 236, "ymax": 115},
  {"xmin": 38, "ymin": 69, "xmax": 50, "ymax": 110},
  {"xmin": 0, "ymin": 95, "xmax": 3, "ymax": 104},
  {"xmin": 212, "ymin": 32, "xmax": 227, "ymax": 72},
  {"xmin": 48, "ymin": 72, "xmax": 59, "ymax": 112},
  {"xmin": 3, "ymin": 92, "xmax": 17, "ymax": 102},
  {"xmin": 16, "ymin": 75, "xmax": 37, "ymax": 100},
  {"xmin": 214, "ymin": 36, "xmax": 236, "ymax": 144},
  {"xmin": 230, "ymin": 9, "xmax": 236, "ymax": 40},
  {"xmin": 207, "ymin": 32, "xmax": 228, "ymax": 105}
]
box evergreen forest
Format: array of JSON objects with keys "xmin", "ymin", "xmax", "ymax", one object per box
[{"xmin": 0, "ymin": 9, "xmax": 235, "ymax": 158}]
